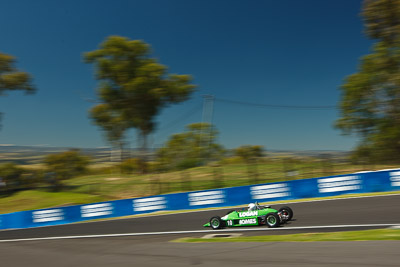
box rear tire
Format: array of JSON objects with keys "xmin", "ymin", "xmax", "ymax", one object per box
[
  {"xmin": 210, "ymin": 216, "xmax": 224, "ymax": 230},
  {"xmin": 279, "ymin": 206, "xmax": 293, "ymax": 221},
  {"xmin": 265, "ymin": 213, "xmax": 280, "ymax": 228}
]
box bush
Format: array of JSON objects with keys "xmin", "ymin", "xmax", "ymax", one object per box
[
  {"xmin": 176, "ymin": 158, "xmax": 200, "ymax": 170},
  {"xmin": 0, "ymin": 163, "xmax": 25, "ymax": 191},
  {"xmin": 219, "ymin": 156, "xmax": 243, "ymax": 165},
  {"xmin": 119, "ymin": 158, "xmax": 140, "ymax": 174},
  {"xmin": 44, "ymin": 150, "xmax": 90, "ymax": 190}
]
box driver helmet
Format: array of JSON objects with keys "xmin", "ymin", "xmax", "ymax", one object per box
[{"xmin": 248, "ymin": 203, "xmax": 256, "ymax": 211}]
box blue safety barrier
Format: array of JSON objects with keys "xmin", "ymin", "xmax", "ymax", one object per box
[{"xmin": 1, "ymin": 169, "xmax": 399, "ymax": 230}]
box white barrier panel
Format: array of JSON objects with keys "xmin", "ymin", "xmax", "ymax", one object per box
[
  {"xmin": 32, "ymin": 209, "xmax": 64, "ymax": 223},
  {"xmin": 318, "ymin": 175, "xmax": 362, "ymax": 193},
  {"xmin": 390, "ymin": 171, "xmax": 400, "ymax": 187},
  {"xmin": 133, "ymin": 197, "xmax": 167, "ymax": 212},
  {"xmin": 188, "ymin": 190, "xmax": 225, "ymax": 206},
  {"xmin": 250, "ymin": 183, "xmax": 290, "ymax": 200},
  {"xmin": 81, "ymin": 203, "xmax": 113, "ymax": 218}
]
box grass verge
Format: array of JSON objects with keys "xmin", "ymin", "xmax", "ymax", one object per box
[
  {"xmin": 172, "ymin": 229, "xmax": 400, "ymax": 243},
  {"xmin": 0, "ymin": 190, "xmax": 105, "ymax": 214}
]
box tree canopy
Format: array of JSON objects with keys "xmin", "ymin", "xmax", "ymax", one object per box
[
  {"xmin": 336, "ymin": 0, "xmax": 400, "ymax": 162},
  {"xmin": 234, "ymin": 145, "xmax": 264, "ymax": 163},
  {"xmin": 44, "ymin": 150, "xmax": 90, "ymax": 190},
  {"xmin": 0, "ymin": 52, "xmax": 35, "ymax": 128},
  {"xmin": 156, "ymin": 123, "xmax": 224, "ymax": 170},
  {"xmin": 84, "ymin": 36, "xmax": 196, "ymax": 162}
]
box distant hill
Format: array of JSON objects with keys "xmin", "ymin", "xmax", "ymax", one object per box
[
  {"xmin": 0, "ymin": 145, "xmax": 114, "ymax": 165},
  {"xmin": 0, "ymin": 145, "xmax": 350, "ymax": 166}
]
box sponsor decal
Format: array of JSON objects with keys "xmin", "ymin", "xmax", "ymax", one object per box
[
  {"xmin": 238, "ymin": 211, "xmax": 258, "ymax": 217},
  {"xmin": 318, "ymin": 175, "xmax": 362, "ymax": 193},
  {"xmin": 188, "ymin": 190, "xmax": 225, "ymax": 206},
  {"xmin": 390, "ymin": 171, "xmax": 400, "ymax": 187},
  {"xmin": 32, "ymin": 209, "xmax": 64, "ymax": 223},
  {"xmin": 250, "ymin": 183, "xmax": 290, "ymax": 200},
  {"xmin": 81, "ymin": 203, "xmax": 113, "ymax": 218},
  {"xmin": 239, "ymin": 218, "xmax": 257, "ymax": 225},
  {"xmin": 133, "ymin": 197, "xmax": 167, "ymax": 212}
]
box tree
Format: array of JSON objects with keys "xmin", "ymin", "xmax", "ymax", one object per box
[
  {"xmin": 0, "ymin": 163, "xmax": 25, "ymax": 192},
  {"xmin": 0, "ymin": 52, "xmax": 35, "ymax": 128},
  {"xmin": 89, "ymin": 103, "xmax": 128, "ymax": 163},
  {"xmin": 44, "ymin": 150, "xmax": 90, "ymax": 190},
  {"xmin": 336, "ymin": 0, "xmax": 400, "ymax": 163},
  {"xmin": 234, "ymin": 145, "xmax": 264, "ymax": 183},
  {"xmin": 156, "ymin": 123, "xmax": 224, "ymax": 170},
  {"xmin": 84, "ymin": 36, "xmax": 196, "ymax": 171}
]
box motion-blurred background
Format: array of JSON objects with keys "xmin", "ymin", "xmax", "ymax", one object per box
[{"xmin": 0, "ymin": 0, "xmax": 399, "ymax": 213}]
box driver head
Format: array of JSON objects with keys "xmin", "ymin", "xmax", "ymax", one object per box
[{"xmin": 248, "ymin": 203, "xmax": 256, "ymax": 211}]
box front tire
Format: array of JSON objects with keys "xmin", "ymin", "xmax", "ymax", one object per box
[
  {"xmin": 265, "ymin": 213, "xmax": 280, "ymax": 227},
  {"xmin": 279, "ymin": 206, "xmax": 293, "ymax": 221},
  {"xmin": 210, "ymin": 216, "xmax": 224, "ymax": 230}
]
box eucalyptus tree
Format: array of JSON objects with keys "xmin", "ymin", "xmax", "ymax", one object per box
[
  {"xmin": 44, "ymin": 150, "xmax": 90, "ymax": 190},
  {"xmin": 89, "ymin": 103, "xmax": 128, "ymax": 162},
  {"xmin": 84, "ymin": 36, "xmax": 196, "ymax": 170},
  {"xmin": 336, "ymin": 0, "xmax": 400, "ymax": 162},
  {"xmin": 157, "ymin": 123, "xmax": 224, "ymax": 170},
  {"xmin": 0, "ymin": 52, "xmax": 35, "ymax": 128}
]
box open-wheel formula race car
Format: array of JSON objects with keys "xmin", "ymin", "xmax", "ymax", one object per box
[{"xmin": 203, "ymin": 202, "xmax": 293, "ymax": 229}]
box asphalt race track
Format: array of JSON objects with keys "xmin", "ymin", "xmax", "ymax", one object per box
[{"xmin": 1, "ymin": 194, "xmax": 400, "ymax": 266}]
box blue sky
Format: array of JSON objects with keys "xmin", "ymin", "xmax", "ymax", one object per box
[{"xmin": 0, "ymin": 0, "xmax": 371, "ymax": 150}]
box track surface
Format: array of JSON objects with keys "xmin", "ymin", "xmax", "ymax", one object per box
[
  {"xmin": 1, "ymin": 194, "xmax": 400, "ymax": 240},
  {"xmin": 1, "ymin": 195, "xmax": 400, "ymax": 266}
]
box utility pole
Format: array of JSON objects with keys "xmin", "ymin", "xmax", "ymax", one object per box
[
  {"xmin": 201, "ymin": 95, "xmax": 215, "ymax": 163},
  {"xmin": 202, "ymin": 94, "xmax": 214, "ymax": 127}
]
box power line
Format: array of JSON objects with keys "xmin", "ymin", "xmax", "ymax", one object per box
[
  {"xmin": 157, "ymin": 103, "xmax": 203, "ymax": 133},
  {"xmin": 214, "ymin": 97, "xmax": 337, "ymax": 110}
]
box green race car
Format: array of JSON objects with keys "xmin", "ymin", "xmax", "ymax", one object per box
[{"xmin": 203, "ymin": 202, "xmax": 293, "ymax": 229}]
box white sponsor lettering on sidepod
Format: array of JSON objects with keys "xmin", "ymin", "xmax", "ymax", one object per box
[
  {"xmin": 238, "ymin": 211, "xmax": 257, "ymax": 217},
  {"xmin": 239, "ymin": 218, "xmax": 257, "ymax": 224}
]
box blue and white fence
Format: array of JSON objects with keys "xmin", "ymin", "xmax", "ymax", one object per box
[{"xmin": 1, "ymin": 169, "xmax": 399, "ymax": 230}]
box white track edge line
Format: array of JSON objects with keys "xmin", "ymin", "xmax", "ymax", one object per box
[{"xmin": 0, "ymin": 223, "xmax": 398, "ymax": 243}]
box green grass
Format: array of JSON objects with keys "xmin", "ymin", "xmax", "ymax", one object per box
[
  {"xmin": 173, "ymin": 229, "xmax": 400, "ymax": 243},
  {"xmin": 0, "ymin": 190, "xmax": 105, "ymax": 214},
  {"xmin": 64, "ymin": 162, "xmax": 399, "ymax": 199}
]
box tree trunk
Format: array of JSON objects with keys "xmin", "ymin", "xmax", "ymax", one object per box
[
  {"xmin": 137, "ymin": 131, "xmax": 148, "ymax": 174},
  {"xmin": 119, "ymin": 141, "xmax": 124, "ymax": 162}
]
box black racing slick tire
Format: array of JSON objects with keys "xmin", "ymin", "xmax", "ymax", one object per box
[
  {"xmin": 279, "ymin": 206, "xmax": 293, "ymax": 221},
  {"xmin": 265, "ymin": 213, "xmax": 280, "ymax": 228},
  {"xmin": 210, "ymin": 216, "xmax": 224, "ymax": 230}
]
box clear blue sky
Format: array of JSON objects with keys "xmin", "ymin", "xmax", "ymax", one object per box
[{"xmin": 0, "ymin": 0, "xmax": 371, "ymax": 150}]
